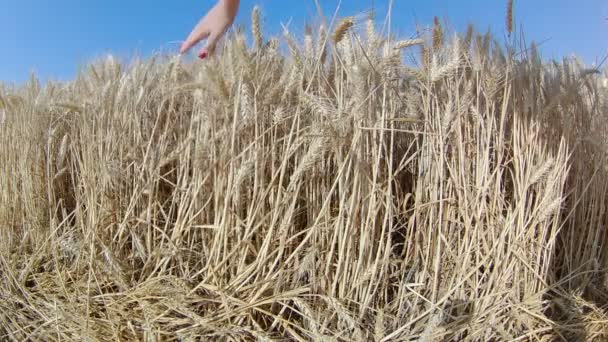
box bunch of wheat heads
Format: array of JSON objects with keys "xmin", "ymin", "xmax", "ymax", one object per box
[{"xmin": 1, "ymin": 8, "xmax": 608, "ymax": 341}]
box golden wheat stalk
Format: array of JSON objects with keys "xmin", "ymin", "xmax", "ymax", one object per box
[
  {"xmin": 252, "ymin": 5, "xmax": 263, "ymax": 50},
  {"xmin": 433, "ymin": 16, "xmax": 444, "ymax": 51},
  {"xmin": 393, "ymin": 38, "xmax": 424, "ymax": 50},
  {"xmin": 332, "ymin": 17, "xmax": 354, "ymax": 44},
  {"xmin": 1, "ymin": 8, "xmax": 606, "ymax": 342}
]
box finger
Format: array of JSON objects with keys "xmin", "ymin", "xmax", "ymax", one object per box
[
  {"xmin": 180, "ymin": 31, "xmax": 209, "ymax": 54},
  {"xmin": 198, "ymin": 30, "xmax": 221, "ymax": 59},
  {"xmin": 180, "ymin": 28, "xmax": 210, "ymax": 54}
]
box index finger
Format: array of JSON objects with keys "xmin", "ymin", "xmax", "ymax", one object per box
[{"xmin": 180, "ymin": 28, "xmax": 210, "ymax": 54}]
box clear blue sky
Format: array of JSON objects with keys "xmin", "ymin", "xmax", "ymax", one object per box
[{"xmin": 2, "ymin": 0, "xmax": 606, "ymax": 83}]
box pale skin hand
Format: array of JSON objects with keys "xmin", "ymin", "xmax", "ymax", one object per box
[{"xmin": 180, "ymin": 0, "xmax": 240, "ymax": 59}]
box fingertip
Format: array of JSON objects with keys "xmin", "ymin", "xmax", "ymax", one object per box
[{"xmin": 179, "ymin": 43, "xmax": 189, "ymax": 54}]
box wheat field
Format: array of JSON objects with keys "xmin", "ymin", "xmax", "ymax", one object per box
[{"xmin": 1, "ymin": 10, "xmax": 608, "ymax": 341}]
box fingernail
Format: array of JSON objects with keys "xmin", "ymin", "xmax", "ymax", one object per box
[{"xmin": 198, "ymin": 51, "xmax": 208, "ymax": 60}]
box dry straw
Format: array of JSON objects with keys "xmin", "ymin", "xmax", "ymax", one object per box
[{"xmin": 1, "ymin": 7, "xmax": 607, "ymax": 342}]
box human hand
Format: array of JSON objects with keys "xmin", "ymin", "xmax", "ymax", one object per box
[{"xmin": 180, "ymin": 0, "xmax": 240, "ymax": 59}]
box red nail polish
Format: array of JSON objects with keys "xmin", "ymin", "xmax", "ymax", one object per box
[{"xmin": 198, "ymin": 51, "xmax": 208, "ymax": 59}]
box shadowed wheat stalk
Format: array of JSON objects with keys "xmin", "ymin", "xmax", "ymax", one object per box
[{"xmin": 506, "ymin": 0, "xmax": 514, "ymax": 37}]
